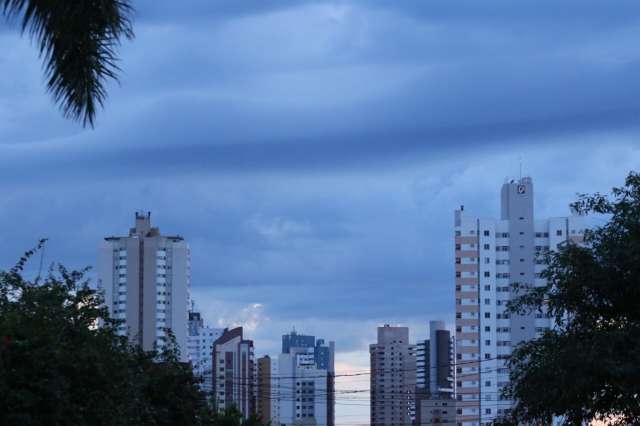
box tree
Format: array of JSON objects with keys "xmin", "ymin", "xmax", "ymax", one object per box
[
  {"xmin": 1, "ymin": 0, "xmax": 134, "ymax": 127},
  {"xmin": 498, "ymin": 172, "xmax": 640, "ymax": 425},
  {"xmin": 0, "ymin": 242, "xmax": 239, "ymax": 425}
]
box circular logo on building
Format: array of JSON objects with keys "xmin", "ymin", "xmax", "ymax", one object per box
[{"xmin": 517, "ymin": 184, "xmax": 526, "ymax": 194}]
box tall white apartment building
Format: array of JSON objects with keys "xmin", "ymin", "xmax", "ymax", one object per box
[
  {"xmin": 98, "ymin": 212, "xmax": 191, "ymax": 361},
  {"xmin": 188, "ymin": 310, "xmax": 224, "ymax": 393},
  {"xmin": 275, "ymin": 347, "xmax": 329, "ymax": 426},
  {"xmin": 454, "ymin": 177, "xmax": 584, "ymax": 425},
  {"xmin": 370, "ymin": 325, "xmax": 417, "ymax": 426}
]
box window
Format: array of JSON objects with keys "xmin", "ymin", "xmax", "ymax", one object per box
[
  {"xmin": 483, "ymin": 230, "xmax": 490, "ymax": 236},
  {"xmin": 483, "ymin": 244, "xmax": 490, "ymax": 250},
  {"xmin": 485, "ymin": 381, "xmax": 492, "ymax": 387},
  {"xmin": 485, "ymin": 353, "xmax": 491, "ymax": 359},
  {"xmin": 485, "ymin": 340, "xmax": 491, "ymax": 346},
  {"xmin": 456, "ymin": 271, "xmax": 461, "ymax": 278},
  {"xmin": 484, "ymin": 271, "xmax": 490, "ymax": 277},
  {"xmin": 556, "ymin": 229, "xmax": 563, "ymax": 236},
  {"xmin": 484, "ymin": 312, "xmax": 491, "ymax": 318},
  {"xmin": 484, "ymin": 326, "xmax": 491, "ymax": 332},
  {"xmin": 455, "ymin": 244, "xmax": 461, "ymax": 250},
  {"xmin": 455, "ymin": 230, "xmax": 461, "ymax": 236},
  {"xmin": 484, "ymin": 298, "xmax": 490, "ymax": 305},
  {"xmin": 484, "ymin": 284, "xmax": 491, "ymax": 291},
  {"xmin": 456, "ymin": 257, "xmax": 461, "ymax": 264}
]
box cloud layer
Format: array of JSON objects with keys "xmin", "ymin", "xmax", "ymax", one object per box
[{"xmin": 2, "ymin": 1, "xmax": 640, "ymax": 422}]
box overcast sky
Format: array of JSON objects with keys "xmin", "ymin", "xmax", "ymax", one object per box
[{"xmin": 2, "ymin": 1, "xmax": 640, "ymax": 423}]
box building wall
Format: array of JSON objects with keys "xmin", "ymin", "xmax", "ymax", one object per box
[
  {"xmin": 370, "ymin": 325, "xmax": 416, "ymax": 426},
  {"xmin": 188, "ymin": 311, "xmax": 224, "ymax": 393},
  {"xmin": 257, "ymin": 356, "xmax": 271, "ymax": 425},
  {"xmin": 277, "ymin": 349, "xmax": 328, "ymax": 426},
  {"xmin": 212, "ymin": 327, "xmax": 256, "ymax": 418},
  {"xmin": 97, "ymin": 212, "xmax": 190, "ymax": 361},
  {"xmin": 454, "ymin": 178, "xmax": 584, "ymax": 425},
  {"xmin": 280, "ymin": 331, "xmax": 336, "ymax": 426},
  {"xmin": 419, "ymin": 398, "xmax": 456, "ymax": 425}
]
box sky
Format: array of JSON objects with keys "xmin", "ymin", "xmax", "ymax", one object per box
[{"xmin": 2, "ymin": 1, "xmax": 640, "ymax": 424}]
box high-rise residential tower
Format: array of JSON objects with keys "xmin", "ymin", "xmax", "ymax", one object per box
[
  {"xmin": 98, "ymin": 212, "xmax": 191, "ymax": 360},
  {"xmin": 454, "ymin": 177, "xmax": 584, "ymax": 425},
  {"xmin": 272, "ymin": 330, "xmax": 335, "ymax": 426},
  {"xmin": 276, "ymin": 347, "xmax": 330, "ymax": 426},
  {"xmin": 212, "ymin": 327, "xmax": 256, "ymax": 417},
  {"xmin": 370, "ymin": 325, "xmax": 417, "ymax": 426},
  {"xmin": 256, "ymin": 356, "xmax": 273, "ymax": 425},
  {"xmin": 416, "ymin": 321, "xmax": 455, "ymax": 425},
  {"xmin": 188, "ymin": 310, "xmax": 224, "ymax": 393}
]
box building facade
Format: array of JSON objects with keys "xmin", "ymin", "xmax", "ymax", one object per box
[
  {"xmin": 276, "ymin": 347, "xmax": 329, "ymax": 426},
  {"xmin": 271, "ymin": 331, "xmax": 335, "ymax": 426},
  {"xmin": 257, "ymin": 356, "xmax": 272, "ymax": 425},
  {"xmin": 454, "ymin": 177, "xmax": 584, "ymax": 425},
  {"xmin": 212, "ymin": 327, "xmax": 256, "ymax": 417},
  {"xmin": 97, "ymin": 212, "xmax": 191, "ymax": 360},
  {"xmin": 370, "ymin": 325, "xmax": 417, "ymax": 426},
  {"xmin": 188, "ymin": 310, "xmax": 224, "ymax": 393},
  {"xmin": 416, "ymin": 321, "xmax": 455, "ymax": 425},
  {"xmin": 282, "ymin": 330, "xmax": 335, "ymax": 372}
]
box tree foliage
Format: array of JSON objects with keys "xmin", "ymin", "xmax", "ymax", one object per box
[
  {"xmin": 498, "ymin": 172, "xmax": 640, "ymax": 425},
  {"xmin": 0, "ymin": 243, "xmax": 259, "ymax": 425},
  {"xmin": 1, "ymin": 0, "xmax": 134, "ymax": 127}
]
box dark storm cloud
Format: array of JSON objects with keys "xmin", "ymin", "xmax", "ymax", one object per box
[{"xmin": 2, "ymin": 0, "xmax": 640, "ymax": 369}]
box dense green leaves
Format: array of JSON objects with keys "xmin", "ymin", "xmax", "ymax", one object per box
[
  {"xmin": 0, "ymin": 244, "xmax": 260, "ymax": 425},
  {"xmin": 1, "ymin": 0, "xmax": 134, "ymax": 126},
  {"xmin": 500, "ymin": 172, "xmax": 640, "ymax": 425}
]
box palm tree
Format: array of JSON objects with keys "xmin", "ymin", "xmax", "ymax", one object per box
[{"xmin": 1, "ymin": 0, "xmax": 134, "ymax": 127}]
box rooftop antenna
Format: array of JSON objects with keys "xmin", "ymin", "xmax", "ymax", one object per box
[{"xmin": 519, "ymin": 156, "xmax": 523, "ymax": 180}]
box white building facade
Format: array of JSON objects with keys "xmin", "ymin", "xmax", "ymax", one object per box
[
  {"xmin": 97, "ymin": 212, "xmax": 191, "ymax": 361},
  {"xmin": 454, "ymin": 177, "xmax": 584, "ymax": 425},
  {"xmin": 275, "ymin": 347, "xmax": 328, "ymax": 426},
  {"xmin": 188, "ymin": 310, "xmax": 224, "ymax": 393}
]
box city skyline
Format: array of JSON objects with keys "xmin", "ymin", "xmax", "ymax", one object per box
[{"xmin": 2, "ymin": 1, "xmax": 640, "ymax": 424}]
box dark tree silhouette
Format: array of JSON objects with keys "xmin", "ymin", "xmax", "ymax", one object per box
[
  {"xmin": 496, "ymin": 172, "xmax": 640, "ymax": 425},
  {"xmin": 0, "ymin": 242, "xmax": 262, "ymax": 425},
  {"xmin": 1, "ymin": 0, "xmax": 134, "ymax": 126}
]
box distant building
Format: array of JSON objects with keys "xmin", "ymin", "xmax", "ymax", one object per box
[
  {"xmin": 370, "ymin": 325, "xmax": 416, "ymax": 426},
  {"xmin": 416, "ymin": 321, "xmax": 455, "ymax": 425},
  {"xmin": 188, "ymin": 310, "xmax": 224, "ymax": 393},
  {"xmin": 257, "ymin": 356, "xmax": 272, "ymax": 425},
  {"xmin": 277, "ymin": 347, "xmax": 329, "ymax": 426},
  {"xmin": 454, "ymin": 177, "xmax": 585, "ymax": 425},
  {"xmin": 97, "ymin": 211, "xmax": 190, "ymax": 360},
  {"xmin": 266, "ymin": 330, "xmax": 335, "ymax": 426},
  {"xmin": 212, "ymin": 327, "xmax": 256, "ymax": 417},
  {"xmin": 282, "ymin": 330, "xmax": 334, "ymax": 371}
]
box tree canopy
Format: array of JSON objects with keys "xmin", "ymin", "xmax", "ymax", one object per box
[
  {"xmin": 499, "ymin": 172, "xmax": 640, "ymax": 425},
  {"xmin": 1, "ymin": 0, "xmax": 134, "ymax": 126},
  {"xmin": 0, "ymin": 242, "xmax": 261, "ymax": 425}
]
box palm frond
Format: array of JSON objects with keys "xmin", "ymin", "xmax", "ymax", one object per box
[{"xmin": 2, "ymin": 0, "xmax": 134, "ymax": 127}]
